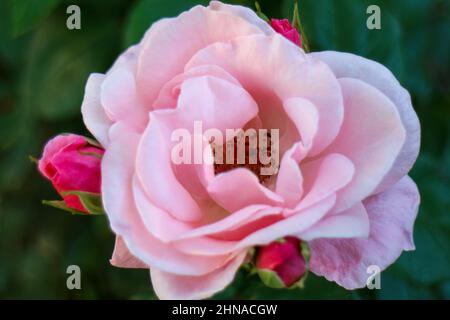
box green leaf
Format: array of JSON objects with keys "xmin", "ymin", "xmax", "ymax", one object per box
[
  {"xmin": 28, "ymin": 155, "xmax": 38, "ymax": 164},
  {"xmin": 42, "ymin": 200, "xmax": 86, "ymax": 215},
  {"xmin": 9, "ymin": 0, "xmax": 60, "ymax": 37},
  {"xmin": 21, "ymin": 13, "xmax": 119, "ymax": 121},
  {"xmin": 61, "ymin": 191, "xmax": 105, "ymax": 215},
  {"xmin": 257, "ymin": 269, "xmax": 286, "ymax": 289},
  {"xmin": 282, "ymin": 0, "xmax": 404, "ymax": 78},
  {"xmin": 84, "ymin": 136, "xmax": 103, "ymax": 149},
  {"xmin": 255, "ymin": 2, "xmax": 270, "ymax": 23},
  {"xmin": 291, "ymin": 1, "xmax": 310, "ymax": 52},
  {"xmin": 78, "ymin": 150, "xmax": 102, "ymax": 159},
  {"xmin": 122, "ymin": 0, "xmax": 209, "ymax": 48}
]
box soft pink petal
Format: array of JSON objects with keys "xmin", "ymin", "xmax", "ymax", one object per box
[
  {"xmin": 207, "ymin": 168, "xmax": 284, "ymax": 212},
  {"xmin": 309, "ymin": 176, "xmax": 420, "ymax": 289},
  {"xmin": 136, "ymin": 112, "xmax": 204, "ymax": 222},
  {"xmin": 324, "ymin": 78, "xmax": 406, "ymax": 212},
  {"xmin": 175, "ymin": 75, "xmax": 258, "ymax": 133},
  {"xmin": 81, "ymin": 73, "xmax": 112, "ymax": 147},
  {"xmin": 173, "ymin": 195, "xmax": 336, "ymax": 256},
  {"xmin": 283, "ymin": 97, "xmax": 319, "ymax": 152},
  {"xmin": 136, "ymin": 5, "xmax": 264, "ymax": 105},
  {"xmin": 100, "ymin": 67, "xmax": 147, "ymax": 131},
  {"xmin": 177, "ymin": 205, "xmax": 282, "ymax": 240},
  {"xmin": 297, "ymin": 153, "xmax": 355, "ymax": 212},
  {"xmin": 153, "ymin": 64, "xmax": 241, "ymax": 109},
  {"xmin": 102, "ymin": 122, "xmax": 231, "ymax": 276},
  {"xmin": 136, "ymin": 74, "xmax": 259, "ymax": 222},
  {"xmin": 299, "ymin": 202, "xmax": 369, "ymax": 241},
  {"xmin": 208, "ymin": 1, "xmax": 275, "ymax": 35},
  {"xmin": 150, "ymin": 251, "xmax": 247, "ymax": 300},
  {"xmin": 186, "ymin": 34, "xmax": 344, "ymax": 155},
  {"xmin": 109, "ymin": 44, "xmax": 140, "ymax": 74},
  {"xmin": 275, "ymin": 143, "xmax": 304, "ymax": 207},
  {"xmin": 132, "ymin": 176, "xmax": 192, "ymax": 243},
  {"xmin": 110, "ymin": 236, "xmax": 147, "ymax": 269},
  {"xmin": 312, "ymin": 51, "xmax": 420, "ymax": 193}
]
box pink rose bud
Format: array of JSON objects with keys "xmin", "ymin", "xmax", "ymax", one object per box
[
  {"xmin": 270, "ymin": 18, "xmax": 302, "ymax": 47},
  {"xmin": 38, "ymin": 134, "xmax": 104, "ymax": 214},
  {"xmin": 256, "ymin": 237, "xmax": 306, "ymax": 288}
]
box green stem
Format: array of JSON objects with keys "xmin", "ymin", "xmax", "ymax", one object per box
[{"xmin": 292, "ymin": 1, "xmax": 310, "ymax": 53}]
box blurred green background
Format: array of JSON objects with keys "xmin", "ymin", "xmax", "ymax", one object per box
[{"xmin": 0, "ymin": 0, "xmax": 449, "ymax": 299}]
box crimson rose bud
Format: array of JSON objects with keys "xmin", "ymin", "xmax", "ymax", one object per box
[
  {"xmin": 256, "ymin": 237, "xmax": 306, "ymax": 287},
  {"xmin": 38, "ymin": 134, "xmax": 104, "ymax": 214},
  {"xmin": 270, "ymin": 18, "xmax": 302, "ymax": 47}
]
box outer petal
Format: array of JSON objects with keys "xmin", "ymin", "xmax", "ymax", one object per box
[
  {"xmin": 133, "ymin": 176, "xmax": 192, "ymax": 243},
  {"xmin": 173, "ymin": 195, "xmax": 336, "ymax": 256},
  {"xmin": 299, "ymin": 202, "xmax": 369, "ymax": 241},
  {"xmin": 208, "ymin": 1, "xmax": 275, "ymax": 35},
  {"xmin": 325, "ymin": 78, "xmax": 406, "ymax": 212},
  {"xmin": 311, "ymin": 51, "xmax": 420, "ymax": 193},
  {"xmin": 150, "ymin": 251, "xmax": 247, "ymax": 300},
  {"xmin": 102, "ymin": 122, "xmax": 232, "ymax": 276},
  {"xmin": 309, "ymin": 176, "xmax": 420, "ymax": 289},
  {"xmin": 81, "ymin": 74, "xmax": 112, "ymax": 147},
  {"xmin": 136, "ymin": 5, "xmax": 264, "ymax": 105},
  {"xmin": 101, "ymin": 67, "xmax": 147, "ymax": 131},
  {"xmin": 177, "ymin": 205, "xmax": 282, "ymax": 240},
  {"xmin": 110, "ymin": 236, "xmax": 147, "ymax": 269}
]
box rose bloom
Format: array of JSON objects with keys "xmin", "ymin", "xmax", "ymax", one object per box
[
  {"xmin": 81, "ymin": 1, "xmax": 420, "ymax": 299},
  {"xmin": 38, "ymin": 134, "xmax": 104, "ymax": 213},
  {"xmin": 270, "ymin": 18, "xmax": 302, "ymax": 46},
  {"xmin": 256, "ymin": 237, "xmax": 306, "ymax": 287}
]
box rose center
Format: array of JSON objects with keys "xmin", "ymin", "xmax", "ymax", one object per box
[{"xmin": 212, "ymin": 132, "xmax": 273, "ymax": 184}]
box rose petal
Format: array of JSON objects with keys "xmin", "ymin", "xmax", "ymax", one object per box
[
  {"xmin": 275, "ymin": 143, "xmax": 304, "ymax": 207},
  {"xmin": 297, "ymin": 153, "xmax": 355, "ymax": 211},
  {"xmin": 208, "ymin": 1, "xmax": 275, "ymax": 35},
  {"xmin": 150, "ymin": 251, "xmax": 247, "ymax": 300},
  {"xmin": 137, "ymin": 5, "xmax": 264, "ymax": 105},
  {"xmin": 102, "ymin": 122, "xmax": 232, "ymax": 276},
  {"xmin": 207, "ymin": 168, "xmax": 284, "ymax": 212},
  {"xmin": 186, "ymin": 34, "xmax": 344, "ymax": 155},
  {"xmin": 153, "ymin": 64, "xmax": 241, "ymax": 109},
  {"xmin": 324, "ymin": 78, "xmax": 406, "ymax": 212},
  {"xmin": 173, "ymin": 195, "xmax": 336, "ymax": 256},
  {"xmin": 100, "ymin": 67, "xmax": 147, "ymax": 131},
  {"xmin": 309, "ymin": 176, "xmax": 420, "ymax": 289},
  {"xmin": 312, "ymin": 51, "xmax": 420, "ymax": 194},
  {"xmin": 299, "ymin": 202, "xmax": 369, "ymax": 241},
  {"xmin": 81, "ymin": 74, "xmax": 112, "ymax": 147},
  {"xmin": 110, "ymin": 236, "xmax": 147, "ymax": 269},
  {"xmin": 133, "ymin": 176, "xmax": 192, "ymax": 243}
]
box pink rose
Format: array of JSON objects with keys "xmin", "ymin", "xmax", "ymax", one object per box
[
  {"xmin": 271, "ymin": 18, "xmax": 301, "ymax": 47},
  {"xmin": 256, "ymin": 237, "xmax": 306, "ymax": 287},
  {"xmin": 39, "ymin": 134, "xmax": 104, "ymax": 214},
  {"xmin": 81, "ymin": 1, "xmax": 420, "ymax": 299}
]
